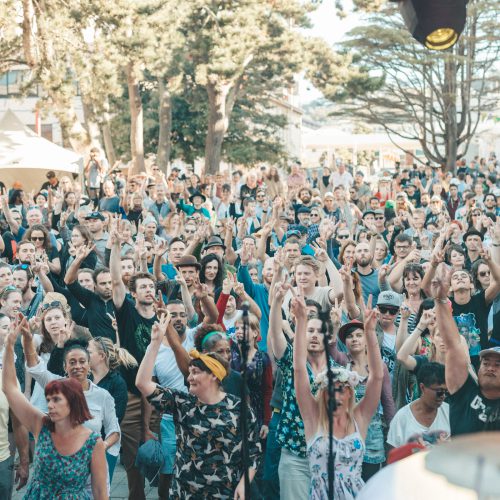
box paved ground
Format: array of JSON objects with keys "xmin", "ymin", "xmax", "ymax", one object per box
[{"xmin": 13, "ymin": 462, "xmax": 159, "ymax": 499}]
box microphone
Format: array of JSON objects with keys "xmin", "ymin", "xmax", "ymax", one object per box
[{"xmin": 241, "ymin": 301, "xmax": 250, "ymax": 317}]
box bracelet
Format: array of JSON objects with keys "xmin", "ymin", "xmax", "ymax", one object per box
[
  {"xmin": 26, "ymin": 350, "xmax": 38, "ymax": 357},
  {"xmin": 435, "ymin": 298, "xmax": 449, "ymax": 304}
]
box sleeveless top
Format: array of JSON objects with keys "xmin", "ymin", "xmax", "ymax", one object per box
[
  {"xmin": 24, "ymin": 424, "xmax": 99, "ymax": 500},
  {"xmin": 307, "ymin": 420, "xmax": 365, "ymax": 500}
]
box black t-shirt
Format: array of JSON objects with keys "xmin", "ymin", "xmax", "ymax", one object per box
[
  {"xmin": 116, "ymin": 297, "xmax": 157, "ymax": 395},
  {"xmin": 451, "ymin": 290, "xmax": 490, "ymax": 358},
  {"xmin": 67, "ymin": 281, "xmax": 117, "ymax": 341},
  {"xmin": 449, "ymin": 375, "xmax": 500, "ymax": 436}
]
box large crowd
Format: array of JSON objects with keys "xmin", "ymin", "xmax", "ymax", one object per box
[{"xmin": 0, "ymin": 151, "xmax": 499, "ymax": 499}]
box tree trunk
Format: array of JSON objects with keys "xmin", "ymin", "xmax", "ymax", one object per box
[
  {"xmin": 81, "ymin": 97, "xmax": 102, "ymax": 148},
  {"xmin": 157, "ymin": 78, "xmax": 172, "ymax": 172},
  {"xmin": 53, "ymin": 101, "xmax": 90, "ymax": 153},
  {"xmin": 22, "ymin": 0, "xmax": 36, "ymax": 67},
  {"xmin": 101, "ymin": 120, "xmax": 116, "ymax": 167},
  {"xmin": 204, "ymin": 82, "xmax": 228, "ymax": 175},
  {"xmin": 126, "ymin": 61, "xmax": 145, "ymax": 175},
  {"xmin": 444, "ymin": 57, "xmax": 458, "ymax": 173}
]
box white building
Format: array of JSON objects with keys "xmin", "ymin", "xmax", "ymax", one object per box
[{"xmin": 0, "ymin": 66, "xmax": 84, "ymax": 145}]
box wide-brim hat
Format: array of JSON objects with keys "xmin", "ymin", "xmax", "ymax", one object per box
[
  {"xmin": 203, "ymin": 236, "xmax": 226, "ymax": 251},
  {"xmin": 189, "ymin": 191, "xmax": 206, "ymax": 203},
  {"xmin": 176, "ymin": 255, "xmax": 201, "ymax": 270}
]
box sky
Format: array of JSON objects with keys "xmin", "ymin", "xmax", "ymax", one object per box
[{"xmin": 299, "ymin": 1, "xmax": 361, "ymax": 104}]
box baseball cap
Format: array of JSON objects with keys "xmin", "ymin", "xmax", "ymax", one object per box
[
  {"xmin": 479, "ymin": 346, "xmax": 500, "ymax": 359},
  {"xmin": 377, "ymin": 291, "xmax": 402, "ymax": 308},
  {"xmin": 84, "ymin": 211, "xmax": 105, "ymax": 221},
  {"xmin": 297, "ymin": 206, "xmax": 311, "ymax": 215}
]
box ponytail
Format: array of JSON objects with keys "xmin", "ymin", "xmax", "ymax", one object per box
[{"xmin": 92, "ymin": 337, "xmax": 138, "ymax": 371}]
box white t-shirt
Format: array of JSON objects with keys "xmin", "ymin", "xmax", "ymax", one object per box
[
  {"xmin": 387, "ymin": 401, "xmax": 450, "ymax": 448},
  {"xmin": 152, "ymin": 328, "xmax": 195, "ymax": 393}
]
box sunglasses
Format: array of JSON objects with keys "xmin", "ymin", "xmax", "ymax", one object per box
[
  {"xmin": 375, "ymin": 216, "xmax": 385, "ymax": 221},
  {"xmin": 378, "ymin": 306, "xmax": 399, "ymax": 315},
  {"xmin": 185, "ymin": 229, "xmax": 196, "ymax": 234},
  {"xmin": 31, "ymin": 236, "xmax": 45, "ymax": 241},
  {"xmin": 472, "ymin": 212, "xmax": 482, "ymax": 217},
  {"xmin": 41, "ymin": 300, "xmax": 63, "ymax": 312},
  {"xmin": 479, "ymin": 270, "xmax": 490, "ymax": 277},
  {"xmin": 14, "ymin": 264, "xmax": 30, "ymax": 271},
  {"xmin": 426, "ymin": 387, "xmax": 449, "ymax": 398},
  {"xmin": 337, "ymin": 234, "xmax": 349, "ymax": 240}
]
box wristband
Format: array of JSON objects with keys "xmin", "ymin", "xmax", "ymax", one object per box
[{"xmin": 435, "ymin": 298, "xmax": 449, "ymax": 304}]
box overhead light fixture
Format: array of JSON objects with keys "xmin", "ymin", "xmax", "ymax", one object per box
[{"xmin": 395, "ymin": 0, "xmax": 468, "ymax": 51}]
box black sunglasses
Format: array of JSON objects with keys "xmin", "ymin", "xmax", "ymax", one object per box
[
  {"xmin": 337, "ymin": 234, "xmax": 349, "ymax": 240},
  {"xmin": 375, "ymin": 216, "xmax": 385, "ymax": 220},
  {"xmin": 378, "ymin": 306, "xmax": 399, "ymax": 315},
  {"xmin": 425, "ymin": 387, "xmax": 449, "ymax": 398},
  {"xmin": 31, "ymin": 236, "xmax": 45, "ymax": 241},
  {"xmin": 41, "ymin": 300, "xmax": 63, "ymax": 312}
]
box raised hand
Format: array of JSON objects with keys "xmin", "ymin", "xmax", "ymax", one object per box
[
  {"xmin": 151, "ymin": 312, "xmax": 171, "ymax": 344},
  {"xmin": 193, "ymin": 278, "xmax": 210, "ymax": 299},
  {"xmin": 400, "ymin": 301, "xmax": 412, "ymax": 320},
  {"xmin": 417, "ymin": 309, "xmax": 434, "ymax": 330},
  {"xmin": 290, "ymin": 293, "xmax": 307, "ymax": 321},
  {"xmin": 240, "ymin": 244, "xmax": 252, "ymax": 265},
  {"xmin": 272, "ymin": 281, "xmax": 291, "ymax": 303},
  {"xmin": 152, "ymin": 239, "xmax": 169, "ymax": 257},
  {"xmin": 311, "ymin": 241, "xmax": 328, "ymax": 263},
  {"xmin": 174, "ymin": 268, "xmax": 188, "ymax": 288},
  {"xmin": 361, "ymin": 294, "xmax": 378, "ymax": 331},
  {"xmin": 330, "ymin": 297, "xmax": 342, "ymax": 327},
  {"xmin": 153, "ymin": 291, "xmax": 167, "ymax": 316},
  {"xmin": 75, "ymin": 242, "xmax": 95, "ymax": 261},
  {"xmin": 430, "ymin": 264, "xmax": 451, "ymax": 301},
  {"xmin": 222, "ymin": 274, "xmax": 234, "ymax": 295}
]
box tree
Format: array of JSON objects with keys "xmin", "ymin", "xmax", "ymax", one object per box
[
  {"xmin": 322, "ymin": 0, "xmax": 500, "ymax": 170},
  {"xmin": 182, "ymin": 0, "xmax": 316, "ymax": 175}
]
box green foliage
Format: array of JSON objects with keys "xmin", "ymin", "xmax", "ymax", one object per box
[{"xmin": 317, "ymin": 0, "xmax": 500, "ymax": 167}]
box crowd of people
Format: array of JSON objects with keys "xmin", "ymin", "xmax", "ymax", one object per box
[{"xmin": 0, "ymin": 152, "xmax": 499, "ymax": 500}]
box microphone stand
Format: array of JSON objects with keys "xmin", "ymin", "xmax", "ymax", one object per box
[
  {"xmin": 323, "ymin": 329, "xmax": 336, "ymax": 500},
  {"xmin": 240, "ymin": 302, "xmax": 251, "ymax": 498}
]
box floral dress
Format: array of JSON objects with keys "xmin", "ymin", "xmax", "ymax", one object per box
[
  {"xmin": 147, "ymin": 385, "xmax": 262, "ymax": 499},
  {"xmin": 24, "ymin": 424, "xmax": 99, "ymax": 499},
  {"xmin": 307, "ymin": 421, "xmax": 365, "ymax": 500}
]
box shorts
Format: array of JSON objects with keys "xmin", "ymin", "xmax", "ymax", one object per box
[{"xmin": 160, "ymin": 414, "xmax": 176, "ymax": 474}]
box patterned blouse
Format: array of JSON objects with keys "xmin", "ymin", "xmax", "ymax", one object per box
[
  {"xmin": 147, "ymin": 385, "xmax": 261, "ymax": 499},
  {"xmin": 276, "ymin": 343, "xmax": 318, "ymax": 458}
]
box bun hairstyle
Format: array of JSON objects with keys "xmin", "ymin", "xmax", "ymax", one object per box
[
  {"xmin": 63, "ymin": 339, "xmax": 90, "ymax": 361},
  {"xmin": 91, "ymin": 337, "xmax": 137, "ymax": 370}
]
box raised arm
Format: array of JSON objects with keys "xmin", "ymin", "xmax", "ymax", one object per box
[
  {"xmin": 355, "ymin": 298, "xmax": 384, "ymax": 435},
  {"xmin": 339, "ymin": 261, "xmax": 361, "ymax": 319},
  {"xmin": 110, "ymin": 224, "xmax": 127, "ymax": 309},
  {"xmin": 164, "ymin": 318, "xmax": 191, "ymax": 378},
  {"xmin": 292, "ymin": 294, "xmax": 318, "ymax": 441},
  {"xmin": 136, "ymin": 314, "xmax": 170, "ymax": 397},
  {"xmin": 396, "ymin": 309, "xmax": 429, "ymax": 371},
  {"xmin": 483, "ymin": 250, "xmax": 500, "ymax": 305},
  {"xmin": 268, "ymin": 282, "xmax": 290, "ymax": 360},
  {"xmin": 0, "ymin": 195, "xmax": 20, "ymax": 235},
  {"xmin": 151, "ymin": 240, "xmax": 169, "ymax": 281},
  {"xmin": 223, "ymin": 218, "xmax": 238, "ymax": 265},
  {"xmin": 421, "ymin": 244, "xmax": 444, "ymax": 297},
  {"xmin": 64, "ymin": 243, "xmax": 95, "ymax": 285},
  {"xmin": 175, "ymin": 271, "xmax": 196, "ymax": 323},
  {"xmin": 2, "ymin": 320, "xmax": 44, "ymax": 438},
  {"xmin": 432, "ymin": 265, "xmax": 468, "ymax": 394}
]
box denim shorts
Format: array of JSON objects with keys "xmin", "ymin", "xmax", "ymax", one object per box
[{"xmin": 160, "ymin": 414, "xmax": 176, "ymax": 474}]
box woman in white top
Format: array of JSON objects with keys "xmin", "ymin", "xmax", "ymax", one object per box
[
  {"xmin": 387, "ymin": 362, "xmax": 450, "ymax": 449},
  {"xmin": 293, "ymin": 294, "xmax": 384, "ymax": 500}
]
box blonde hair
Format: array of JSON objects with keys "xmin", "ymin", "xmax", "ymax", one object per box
[
  {"xmin": 91, "ymin": 337, "xmax": 137, "ymax": 371},
  {"xmin": 235, "ymin": 313, "xmax": 261, "ymax": 347}
]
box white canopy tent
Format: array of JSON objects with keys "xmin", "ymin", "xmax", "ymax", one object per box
[{"xmin": 0, "ymin": 109, "xmax": 83, "ymax": 191}]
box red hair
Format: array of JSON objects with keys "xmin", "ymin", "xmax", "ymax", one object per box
[{"xmin": 44, "ymin": 378, "xmax": 92, "ymax": 431}]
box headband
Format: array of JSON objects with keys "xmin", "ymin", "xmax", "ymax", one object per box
[
  {"xmin": 314, "ymin": 367, "xmax": 362, "ymax": 391},
  {"xmin": 201, "ymin": 331, "xmax": 225, "ymax": 349},
  {"xmin": 189, "ymin": 349, "xmax": 227, "ymax": 381}
]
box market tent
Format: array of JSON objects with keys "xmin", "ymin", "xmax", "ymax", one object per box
[{"xmin": 0, "ymin": 109, "xmax": 83, "ymax": 191}]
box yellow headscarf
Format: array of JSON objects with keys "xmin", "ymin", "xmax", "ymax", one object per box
[{"xmin": 189, "ymin": 349, "xmax": 227, "ymax": 381}]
